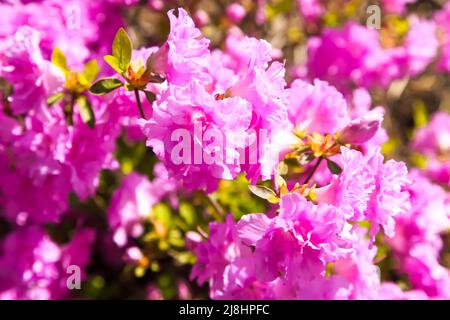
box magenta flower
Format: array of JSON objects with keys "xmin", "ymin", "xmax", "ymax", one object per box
[
  {"xmin": 238, "ymin": 193, "xmax": 356, "ymax": 281},
  {"xmin": 108, "ymin": 167, "xmax": 179, "ymax": 247},
  {"xmin": 296, "ymin": 0, "xmax": 324, "ymax": 23},
  {"xmin": 382, "ymin": 0, "xmax": 416, "ymax": 14},
  {"xmin": 306, "ymin": 18, "xmax": 437, "ymax": 92},
  {"xmin": 387, "ymin": 170, "xmax": 450, "ymax": 298},
  {"xmin": 226, "ymin": 3, "xmax": 247, "ymax": 24},
  {"xmin": 288, "ymin": 79, "xmax": 350, "ymax": 135},
  {"xmin": 411, "ymin": 112, "xmax": 450, "ymax": 186},
  {"xmin": 0, "ymin": 227, "xmax": 95, "ymax": 300},
  {"xmin": 140, "ymin": 8, "xmax": 293, "ymax": 190},
  {"xmin": 337, "ymin": 109, "xmax": 383, "ymax": 145}
]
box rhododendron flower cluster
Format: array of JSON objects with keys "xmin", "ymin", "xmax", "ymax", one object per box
[
  {"xmin": 0, "ymin": 0, "xmax": 449, "ymax": 301},
  {"xmin": 305, "ymin": 17, "xmax": 437, "ymax": 92}
]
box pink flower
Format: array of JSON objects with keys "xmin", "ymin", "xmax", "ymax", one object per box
[
  {"xmin": 296, "ymin": 0, "xmax": 324, "ymax": 23},
  {"xmin": 337, "ymin": 109, "xmax": 383, "ymax": 145},
  {"xmin": 389, "ymin": 170, "xmax": 450, "ymax": 254},
  {"xmin": 108, "ymin": 168, "xmax": 179, "ymax": 247},
  {"xmin": 435, "ymin": 2, "xmax": 450, "ymax": 73},
  {"xmin": 403, "ymin": 244, "xmax": 450, "ymax": 298},
  {"xmin": 387, "ymin": 170, "xmax": 450, "ymax": 298},
  {"xmin": 288, "ymin": 79, "xmax": 350, "ymax": 135},
  {"xmin": 382, "ymin": 0, "xmax": 416, "ymax": 14},
  {"xmin": 411, "ymin": 112, "xmax": 450, "ymax": 186},
  {"xmin": 0, "ymin": 227, "xmax": 94, "ymax": 300},
  {"xmin": 365, "ymin": 148, "xmax": 411, "ymax": 239},
  {"xmin": 316, "ymin": 147, "xmax": 375, "ymax": 221},
  {"xmin": 389, "ymin": 17, "xmax": 438, "ymax": 78},
  {"xmin": 0, "ymin": 0, "xmax": 125, "ymax": 67},
  {"xmin": 377, "ymin": 282, "xmax": 428, "ymax": 300},
  {"xmin": 0, "ymin": 27, "xmax": 64, "ymax": 115},
  {"xmin": 189, "ymin": 215, "xmax": 264, "ymax": 299},
  {"xmin": 226, "ymin": 3, "xmax": 247, "ymax": 24},
  {"xmin": 305, "ymin": 19, "xmax": 437, "ymax": 92},
  {"xmin": 140, "ymin": 81, "xmax": 253, "ymax": 192},
  {"xmin": 306, "ymin": 22, "xmax": 392, "ymax": 92},
  {"xmin": 153, "ymin": 8, "xmax": 212, "ymax": 86},
  {"xmin": 238, "ymin": 193, "xmax": 356, "ymax": 282},
  {"xmin": 316, "ymin": 147, "xmax": 411, "ymax": 240},
  {"xmin": 334, "ymin": 229, "xmax": 381, "ymax": 299},
  {"xmin": 0, "ymin": 28, "xmax": 121, "ymax": 225},
  {"xmin": 140, "ymin": 8, "xmax": 293, "ymax": 190}
]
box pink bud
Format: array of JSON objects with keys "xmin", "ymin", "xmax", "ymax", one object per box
[
  {"xmin": 147, "ymin": 284, "xmax": 163, "ymax": 300},
  {"xmin": 337, "ymin": 109, "xmax": 383, "ymax": 145},
  {"xmin": 177, "ymin": 280, "xmax": 192, "ymax": 299},
  {"xmin": 147, "ymin": 43, "xmax": 169, "ymax": 76},
  {"xmin": 226, "ymin": 3, "xmax": 247, "ymax": 24},
  {"xmin": 148, "ymin": 0, "xmax": 164, "ymax": 11},
  {"xmin": 193, "ymin": 9, "xmax": 210, "ymax": 27}
]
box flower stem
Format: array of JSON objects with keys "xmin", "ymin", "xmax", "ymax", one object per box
[
  {"xmin": 200, "ymin": 191, "xmax": 224, "ymax": 222},
  {"xmin": 304, "ymin": 156, "xmax": 323, "ymax": 184},
  {"xmin": 64, "ymin": 92, "xmax": 76, "ymax": 126},
  {"xmin": 134, "ymin": 89, "xmax": 146, "ymax": 119}
]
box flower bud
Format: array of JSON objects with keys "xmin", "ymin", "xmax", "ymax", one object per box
[
  {"xmin": 337, "ymin": 109, "xmax": 383, "ymax": 145},
  {"xmin": 146, "ymin": 43, "xmax": 169, "ymax": 76},
  {"xmin": 194, "ymin": 9, "xmax": 210, "ymax": 27},
  {"xmin": 226, "ymin": 3, "xmax": 247, "ymax": 24}
]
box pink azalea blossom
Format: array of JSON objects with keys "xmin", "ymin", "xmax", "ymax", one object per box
[
  {"xmin": 411, "ymin": 112, "xmax": 450, "ymax": 186},
  {"xmin": 108, "ymin": 166, "xmax": 179, "ymax": 247},
  {"xmin": 0, "ymin": 227, "xmax": 95, "ymax": 300}
]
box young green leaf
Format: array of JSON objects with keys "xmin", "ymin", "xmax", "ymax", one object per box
[
  {"xmin": 83, "ymin": 59, "xmax": 100, "ymax": 84},
  {"xmin": 327, "ymin": 159, "xmax": 343, "ymax": 175},
  {"xmin": 77, "ymin": 95, "xmax": 95, "ymax": 128},
  {"xmin": 104, "ymin": 55, "xmax": 124, "ymax": 74},
  {"xmin": 248, "ymin": 185, "xmax": 279, "ymax": 204},
  {"xmin": 124, "ymin": 83, "xmax": 135, "ymax": 91},
  {"xmin": 90, "ymin": 78, "xmax": 123, "ymax": 95},
  {"xmin": 51, "ymin": 48, "xmax": 68, "ymax": 72},
  {"xmin": 47, "ymin": 92, "xmax": 65, "ymax": 106},
  {"xmin": 112, "ymin": 28, "xmax": 132, "ymax": 72}
]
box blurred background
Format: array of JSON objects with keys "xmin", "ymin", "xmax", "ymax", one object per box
[{"xmin": 0, "ymin": 0, "xmax": 449, "ymax": 300}]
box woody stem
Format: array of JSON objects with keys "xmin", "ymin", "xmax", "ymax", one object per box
[
  {"xmin": 304, "ymin": 156, "xmax": 323, "ymax": 184},
  {"xmin": 134, "ymin": 89, "xmax": 146, "ymax": 119}
]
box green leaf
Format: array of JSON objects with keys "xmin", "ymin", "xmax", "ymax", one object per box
[
  {"xmin": 179, "ymin": 202, "xmax": 197, "ymax": 227},
  {"xmin": 89, "ymin": 78, "xmax": 123, "ymax": 95},
  {"xmin": 51, "ymin": 48, "xmax": 68, "ymax": 72},
  {"xmin": 124, "ymin": 82, "xmax": 135, "ymax": 91},
  {"xmin": 104, "ymin": 55, "xmax": 123, "ymax": 74},
  {"xmin": 152, "ymin": 203, "xmax": 173, "ymax": 230},
  {"xmin": 278, "ymin": 161, "xmax": 289, "ymax": 175},
  {"xmin": 112, "ymin": 28, "xmax": 132, "ymax": 72},
  {"xmin": 248, "ymin": 185, "xmax": 279, "ymax": 204},
  {"xmin": 77, "ymin": 95, "xmax": 95, "ymax": 128},
  {"xmin": 143, "ymin": 90, "xmax": 156, "ymax": 104},
  {"xmin": 410, "ymin": 152, "xmax": 428, "ymax": 169},
  {"xmin": 327, "ymin": 159, "xmax": 343, "ymax": 175},
  {"xmin": 47, "ymin": 92, "xmax": 65, "ymax": 106},
  {"xmin": 275, "ymin": 174, "xmax": 286, "ymax": 189},
  {"xmin": 83, "ymin": 59, "xmax": 100, "ymax": 84}
]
